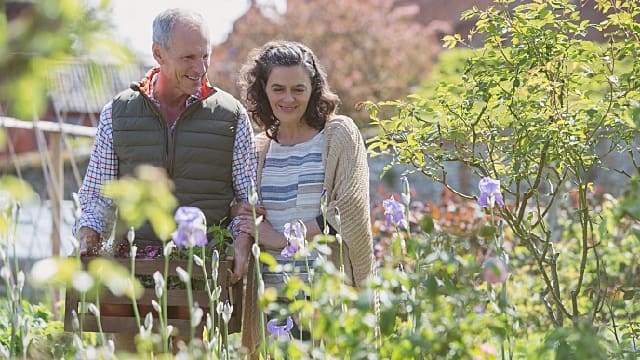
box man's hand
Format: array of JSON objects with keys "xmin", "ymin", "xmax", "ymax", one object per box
[
  {"xmin": 229, "ymin": 232, "xmax": 252, "ymax": 284},
  {"xmin": 78, "ymin": 226, "xmax": 102, "ymax": 256},
  {"xmin": 231, "ymin": 201, "xmax": 266, "ymax": 218}
]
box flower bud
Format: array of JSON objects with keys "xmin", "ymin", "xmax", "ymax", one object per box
[
  {"xmin": 251, "ymin": 243, "xmax": 261, "ymax": 258},
  {"xmin": 192, "ymin": 306, "xmax": 204, "ymax": 328},
  {"xmin": 216, "ymin": 301, "xmax": 224, "ymax": 315},
  {"xmin": 153, "ymin": 271, "xmax": 165, "ymax": 288},
  {"xmin": 152, "ymin": 300, "xmax": 161, "ymax": 313},
  {"xmin": 16, "ymin": 271, "xmax": 24, "ymax": 292},
  {"xmin": 248, "ymin": 180, "xmax": 258, "ymax": 206},
  {"xmin": 71, "ymin": 310, "xmax": 80, "ymax": 332},
  {"xmin": 144, "ymin": 312, "xmax": 153, "ymax": 330},
  {"xmin": 155, "ymin": 285, "xmax": 163, "ymax": 299},
  {"xmin": 334, "ymin": 207, "xmax": 342, "ymax": 231},
  {"xmin": 193, "ymin": 255, "xmax": 204, "ymax": 267},
  {"xmin": 320, "ymin": 188, "xmax": 328, "ymax": 216},
  {"xmin": 127, "ymin": 227, "xmax": 135, "ymax": 245},
  {"xmin": 400, "ymin": 176, "xmax": 411, "ymax": 206},
  {"xmin": 1, "ymin": 266, "xmax": 11, "ymax": 281},
  {"xmin": 163, "ymin": 241, "xmax": 174, "ymax": 257},
  {"xmin": 222, "ymin": 301, "xmax": 233, "ymax": 324},
  {"xmin": 258, "ymin": 279, "xmax": 264, "ymax": 297},
  {"xmin": 87, "ymin": 303, "xmax": 100, "ymax": 317},
  {"xmin": 297, "ymin": 219, "xmax": 307, "ymax": 240},
  {"xmin": 211, "ymin": 250, "xmax": 219, "ymax": 267},
  {"xmin": 176, "ymin": 266, "xmax": 190, "ymax": 283}
]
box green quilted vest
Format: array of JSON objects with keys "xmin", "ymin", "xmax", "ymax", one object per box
[{"xmin": 111, "ymin": 84, "xmax": 241, "ymax": 243}]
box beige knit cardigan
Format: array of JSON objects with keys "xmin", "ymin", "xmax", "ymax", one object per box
[{"xmin": 241, "ymin": 115, "xmax": 374, "ymax": 355}]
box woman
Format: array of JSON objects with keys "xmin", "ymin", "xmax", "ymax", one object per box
[{"xmin": 236, "ymin": 40, "xmax": 374, "ymax": 354}]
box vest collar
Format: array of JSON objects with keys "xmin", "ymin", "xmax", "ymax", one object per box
[{"xmin": 134, "ymin": 67, "xmax": 215, "ymax": 100}]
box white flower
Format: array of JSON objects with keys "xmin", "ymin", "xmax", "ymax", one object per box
[
  {"xmin": 29, "ymin": 258, "xmax": 57, "ymax": 285},
  {"xmin": 72, "ymin": 271, "xmax": 94, "ymax": 293}
]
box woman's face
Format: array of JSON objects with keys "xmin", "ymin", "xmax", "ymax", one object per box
[{"xmin": 265, "ymin": 65, "xmax": 312, "ymax": 126}]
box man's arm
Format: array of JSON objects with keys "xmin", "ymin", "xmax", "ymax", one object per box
[
  {"xmin": 76, "ymin": 102, "xmax": 118, "ymax": 254},
  {"xmin": 229, "ymin": 109, "xmax": 258, "ymax": 279}
]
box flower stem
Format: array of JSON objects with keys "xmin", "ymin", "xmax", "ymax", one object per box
[
  {"xmin": 251, "ymin": 204, "xmax": 267, "ymax": 359},
  {"xmin": 187, "ymin": 247, "xmax": 195, "ymax": 344},
  {"xmin": 162, "ymin": 254, "xmax": 169, "ymax": 353},
  {"xmin": 130, "ymin": 254, "xmax": 141, "ymax": 329}
]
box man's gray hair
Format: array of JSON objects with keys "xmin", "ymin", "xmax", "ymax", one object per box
[{"xmin": 152, "ymin": 8, "xmax": 209, "ymax": 49}]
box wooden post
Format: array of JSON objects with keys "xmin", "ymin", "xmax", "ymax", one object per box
[{"xmin": 49, "ymin": 132, "xmax": 62, "ymax": 257}]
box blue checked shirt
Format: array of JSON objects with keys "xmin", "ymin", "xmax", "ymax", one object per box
[{"xmin": 77, "ymin": 78, "xmax": 256, "ymax": 240}]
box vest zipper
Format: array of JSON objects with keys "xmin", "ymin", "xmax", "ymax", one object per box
[
  {"xmin": 137, "ymin": 91, "xmax": 170, "ymax": 174},
  {"xmin": 170, "ymin": 98, "xmax": 206, "ymax": 177}
]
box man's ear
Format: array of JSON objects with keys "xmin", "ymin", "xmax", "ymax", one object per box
[{"xmin": 152, "ymin": 43, "xmax": 164, "ymax": 65}]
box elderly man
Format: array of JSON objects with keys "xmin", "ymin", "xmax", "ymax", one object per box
[{"xmin": 76, "ymin": 8, "xmax": 253, "ymax": 280}]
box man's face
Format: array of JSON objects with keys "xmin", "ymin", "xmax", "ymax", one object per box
[{"xmin": 153, "ymin": 20, "xmax": 211, "ymax": 98}]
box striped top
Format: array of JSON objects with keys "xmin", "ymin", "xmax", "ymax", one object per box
[{"xmin": 261, "ymin": 130, "xmax": 325, "ymax": 285}]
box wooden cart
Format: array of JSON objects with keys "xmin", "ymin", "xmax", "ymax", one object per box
[{"xmin": 64, "ymin": 257, "xmax": 242, "ymax": 336}]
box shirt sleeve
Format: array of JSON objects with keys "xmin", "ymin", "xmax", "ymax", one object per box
[
  {"xmin": 75, "ymin": 102, "xmax": 118, "ymax": 238},
  {"xmin": 229, "ymin": 109, "xmax": 257, "ymax": 239}
]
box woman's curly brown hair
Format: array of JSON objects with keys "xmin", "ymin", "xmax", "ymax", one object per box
[{"xmin": 238, "ymin": 40, "xmax": 340, "ymax": 141}]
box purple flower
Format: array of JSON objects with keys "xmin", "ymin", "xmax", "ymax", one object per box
[
  {"xmin": 143, "ymin": 245, "xmax": 161, "ymax": 259},
  {"xmin": 478, "ymin": 177, "xmax": 504, "ymax": 208},
  {"xmin": 267, "ymin": 316, "xmax": 294, "ymax": 337},
  {"xmin": 281, "ymin": 222, "xmax": 303, "ymax": 258},
  {"xmin": 172, "ymin": 206, "xmax": 208, "ymax": 248},
  {"xmin": 383, "ymin": 195, "xmax": 406, "ymax": 229}
]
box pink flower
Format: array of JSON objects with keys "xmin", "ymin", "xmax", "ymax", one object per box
[{"xmin": 482, "ymin": 258, "xmax": 508, "ymax": 284}]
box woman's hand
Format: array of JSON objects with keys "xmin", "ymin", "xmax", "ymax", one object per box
[{"xmin": 238, "ymin": 216, "xmax": 287, "ymax": 251}]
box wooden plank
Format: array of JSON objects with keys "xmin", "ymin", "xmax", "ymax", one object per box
[{"xmin": 0, "ymin": 116, "xmax": 96, "ymax": 137}]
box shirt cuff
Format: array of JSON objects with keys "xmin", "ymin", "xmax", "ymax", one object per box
[{"xmin": 228, "ymin": 216, "xmax": 241, "ymax": 240}]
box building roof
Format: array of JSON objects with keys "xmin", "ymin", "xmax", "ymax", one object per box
[{"xmin": 48, "ymin": 62, "xmax": 149, "ymax": 114}]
